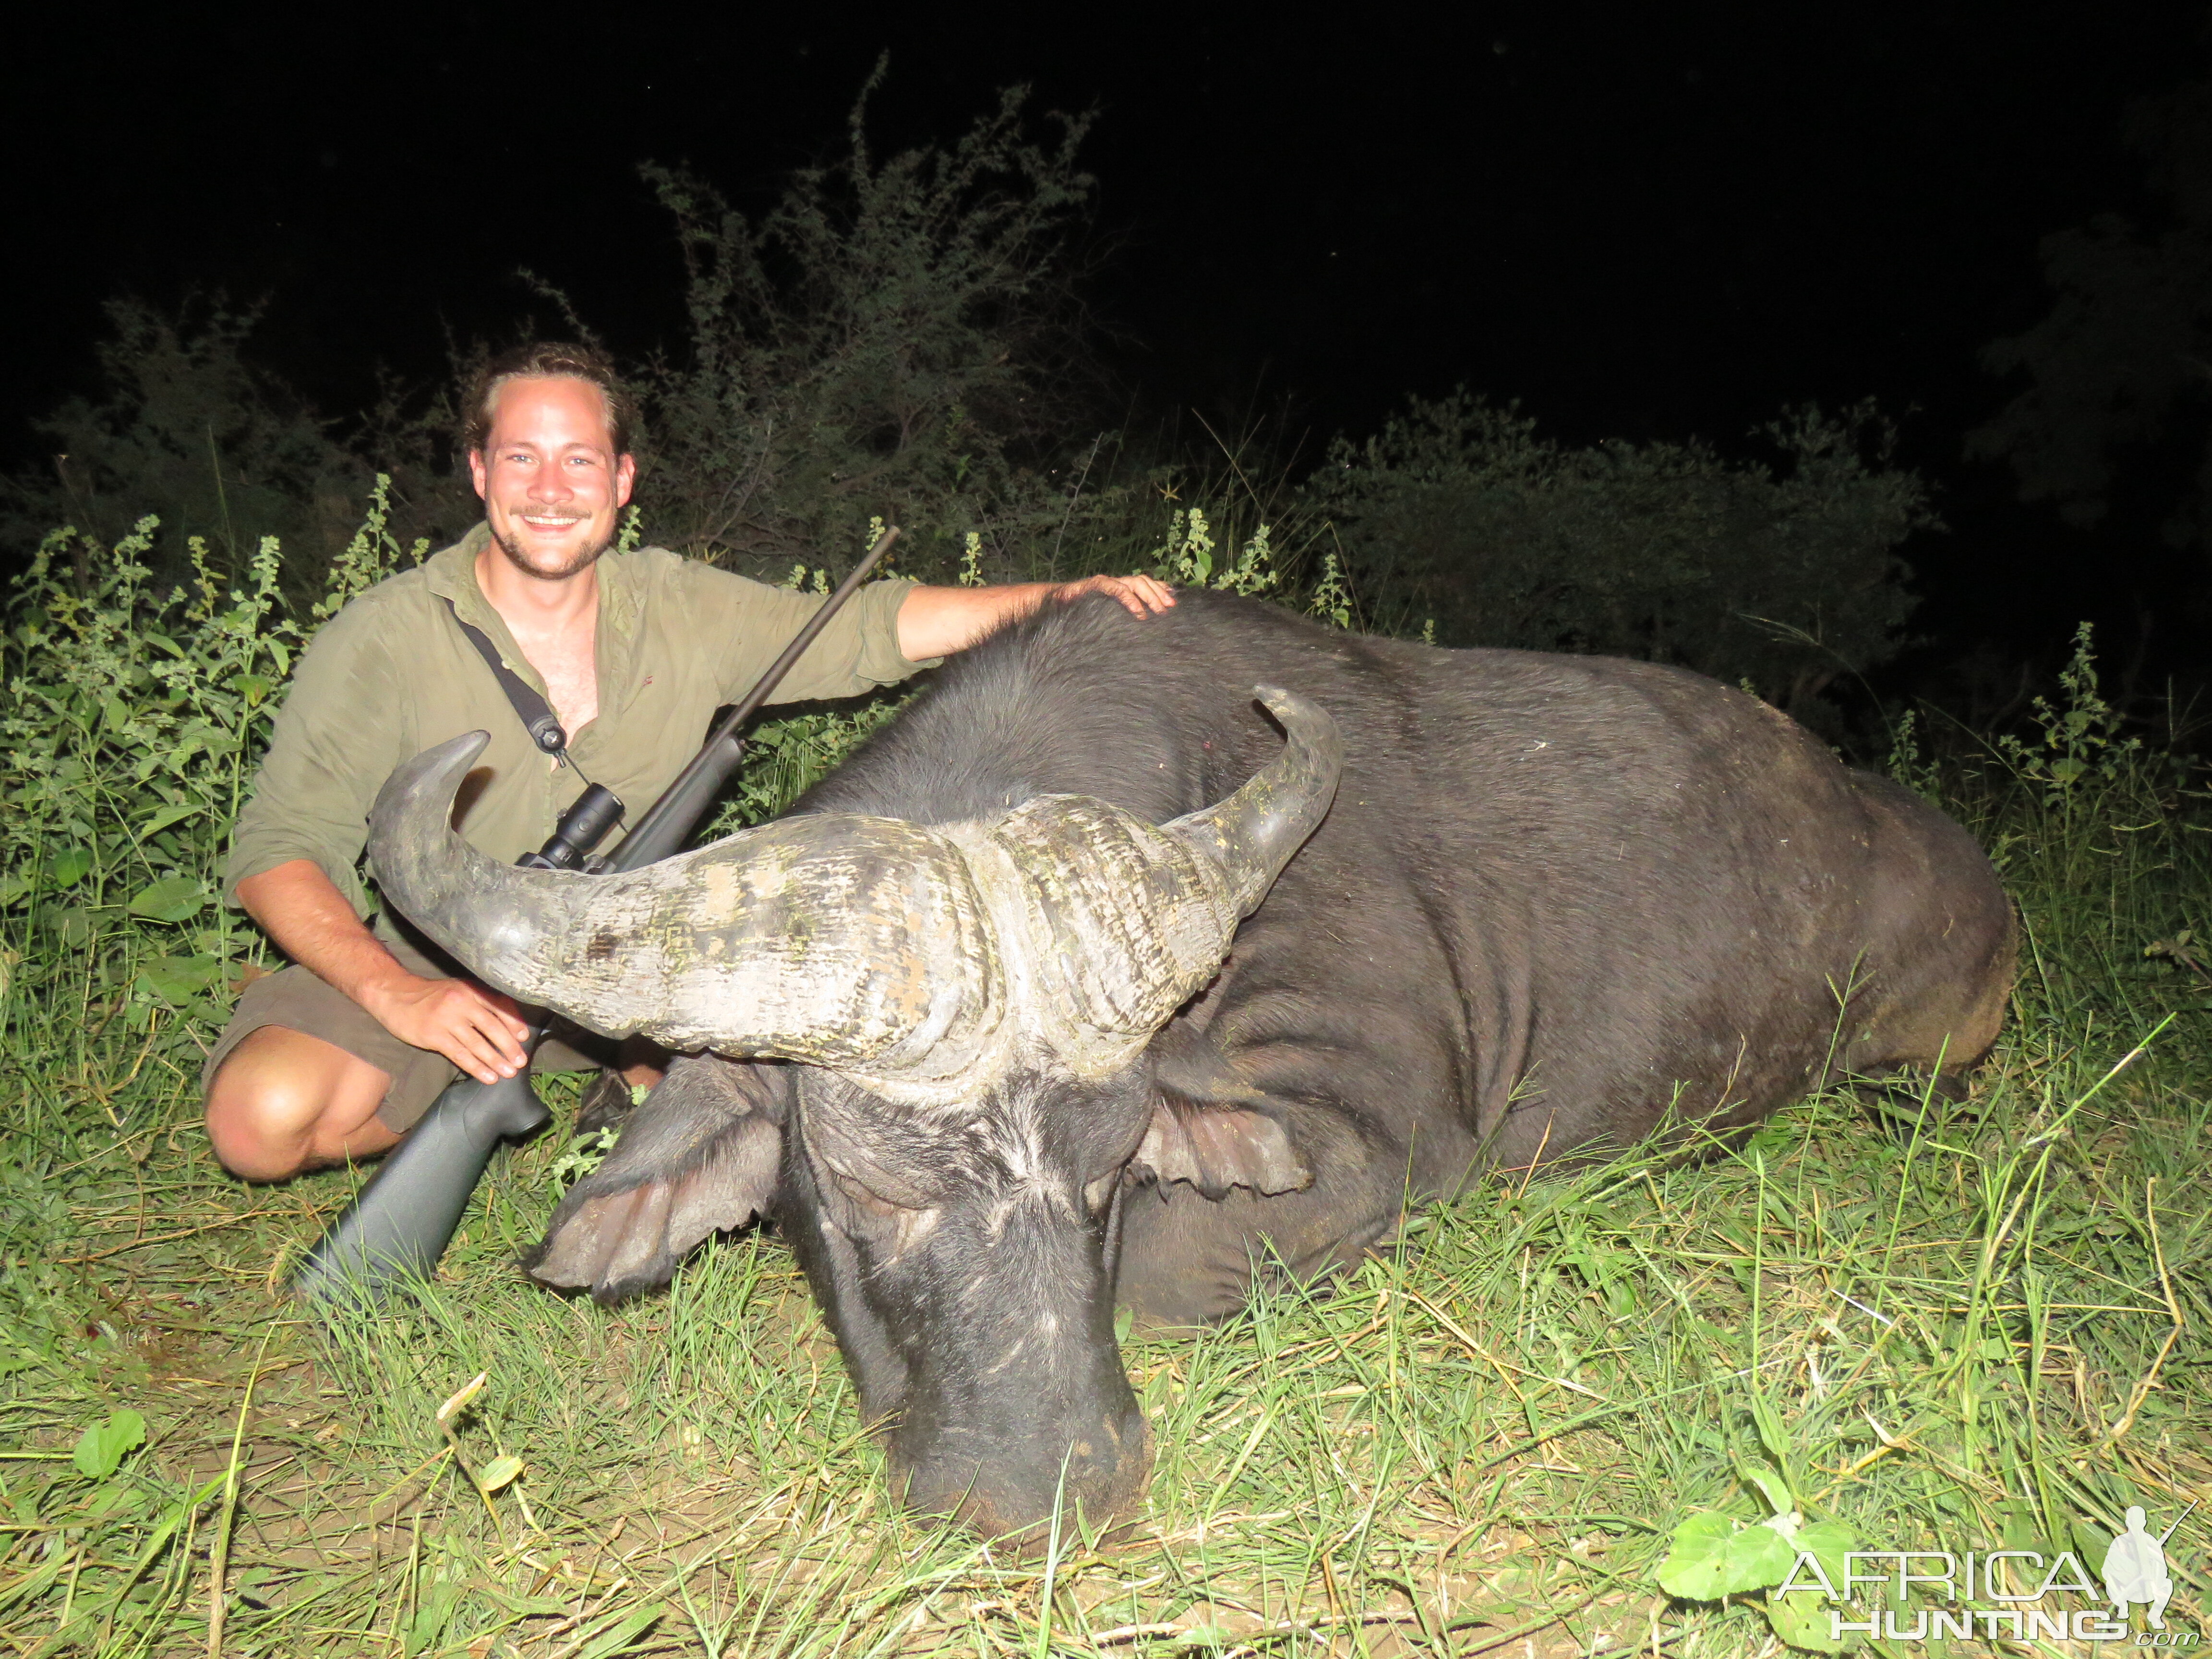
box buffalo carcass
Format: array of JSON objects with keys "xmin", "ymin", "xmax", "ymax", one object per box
[{"xmin": 368, "ymin": 590, "xmax": 2015, "ymax": 1539}]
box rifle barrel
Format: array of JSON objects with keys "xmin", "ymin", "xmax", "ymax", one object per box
[{"xmin": 609, "ymin": 525, "xmax": 902, "ymax": 871}]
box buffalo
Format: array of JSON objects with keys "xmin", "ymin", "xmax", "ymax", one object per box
[{"xmin": 367, "ymin": 591, "xmax": 2015, "ymax": 1540}]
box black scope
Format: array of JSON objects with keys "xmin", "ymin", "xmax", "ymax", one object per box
[{"xmin": 517, "ymin": 783, "xmax": 626, "ymax": 871}]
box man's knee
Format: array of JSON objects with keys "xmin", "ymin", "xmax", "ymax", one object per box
[
  {"xmin": 204, "ymin": 1027, "xmax": 395, "ymax": 1181},
  {"xmin": 204, "ymin": 1065, "xmax": 318, "ymax": 1181}
]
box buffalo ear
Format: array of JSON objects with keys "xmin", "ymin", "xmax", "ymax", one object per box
[
  {"xmin": 1132, "ymin": 1021, "xmax": 1312, "ymax": 1200},
  {"xmin": 526, "ymin": 1054, "xmax": 788, "ymax": 1303}
]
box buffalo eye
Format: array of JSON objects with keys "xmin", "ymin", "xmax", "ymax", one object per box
[
  {"xmin": 816, "ymin": 1157, "xmax": 943, "ymax": 1262},
  {"xmin": 831, "ymin": 1166, "xmax": 907, "ymax": 1223}
]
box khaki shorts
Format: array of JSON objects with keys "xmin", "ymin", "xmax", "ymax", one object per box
[{"xmin": 200, "ymin": 931, "xmax": 613, "ymax": 1132}]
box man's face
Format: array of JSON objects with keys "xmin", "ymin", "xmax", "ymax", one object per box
[{"xmin": 469, "ymin": 375, "xmax": 637, "ymax": 581}]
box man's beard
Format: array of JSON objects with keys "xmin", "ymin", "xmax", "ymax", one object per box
[{"xmin": 490, "ymin": 515, "xmax": 613, "ymax": 580}]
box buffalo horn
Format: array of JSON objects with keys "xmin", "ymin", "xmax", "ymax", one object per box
[
  {"xmin": 367, "ymin": 731, "xmax": 1000, "ymax": 1070},
  {"xmin": 1162, "ymin": 686, "xmax": 1343, "ymax": 914},
  {"xmin": 971, "ymin": 687, "xmax": 1342, "ymax": 1076}
]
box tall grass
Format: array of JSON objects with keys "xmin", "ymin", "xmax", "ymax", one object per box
[{"xmin": 1, "ymin": 512, "xmax": 2203, "ymax": 1655}]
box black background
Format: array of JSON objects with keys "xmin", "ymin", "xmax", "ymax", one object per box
[{"xmin": 13, "ymin": 1, "xmax": 2208, "ymax": 678}]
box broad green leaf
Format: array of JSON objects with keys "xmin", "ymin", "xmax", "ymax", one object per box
[
  {"xmin": 402, "ymin": 1579, "xmax": 463, "ymax": 1658},
  {"xmin": 44, "ymin": 847, "xmax": 93, "ymax": 888},
  {"xmin": 135, "ymin": 954, "xmax": 220, "ymax": 1003},
  {"xmin": 1657, "ymin": 1509, "xmax": 1796, "ymax": 1600},
  {"xmin": 1655, "ymin": 1511, "xmax": 1737, "ymax": 1597},
  {"xmin": 144, "ymin": 802, "xmax": 202, "ymax": 836},
  {"xmin": 1997, "ymin": 1498, "xmax": 2048, "ymax": 1553},
  {"xmin": 1791, "ymin": 1520, "xmax": 1857, "ymax": 1594},
  {"xmin": 476, "ymin": 1455, "xmax": 524, "ymax": 1493},
  {"xmin": 2070, "ymin": 1518, "xmax": 2114, "ymax": 1566},
  {"xmin": 1737, "ymin": 1451, "xmax": 1794, "ymax": 1516},
  {"xmin": 1766, "ymin": 1587, "xmax": 1849, "ymax": 1652},
  {"xmin": 1748, "ymin": 1393, "xmax": 1791, "ymax": 1467},
  {"xmin": 72, "ymin": 1409, "xmax": 146, "ymax": 1479},
  {"xmin": 0, "ymin": 874, "xmax": 30, "ymax": 909},
  {"xmin": 1176, "ymin": 1628, "xmax": 1237, "ymax": 1650},
  {"xmin": 125, "ymin": 875, "xmax": 204, "ymax": 923},
  {"xmin": 86, "ymin": 1480, "xmax": 147, "ymax": 1518}
]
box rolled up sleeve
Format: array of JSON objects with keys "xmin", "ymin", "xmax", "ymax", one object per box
[{"xmin": 683, "ymin": 567, "xmax": 938, "ymax": 705}]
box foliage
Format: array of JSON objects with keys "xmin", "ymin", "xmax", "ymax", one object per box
[
  {"xmin": 4, "ymin": 72, "xmax": 1136, "ymax": 606},
  {"xmin": 0, "ymin": 298, "xmax": 365, "ymax": 587},
  {"xmin": 1148, "ymin": 505, "xmax": 1279, "ymax": 598},
  {"xmin": 1971, "ymin": 72, "xmax": 2212, "ymax": 553},
  {"xmin": 0, "ymin": 517, "xmax": 292, "ymax": 1038},
  {"xmin": 625, "ymin": 64, "xmax": 1105, "ymax": 583},
  {"xmin": 1304, "ymin": 392, "xmax": 1933, "ymax": 709},
  {"xmin": 1994, "ymin": 621, "xmax": 2145, "ymax": 807},
  {"xmin": 0, "ymin": 297, "xmax": 472, "ymax": 603}
]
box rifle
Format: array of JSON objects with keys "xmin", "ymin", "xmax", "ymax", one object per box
[{"xmin": 294, "ymin": 527, "xmax": 902, "ymax": 1307}]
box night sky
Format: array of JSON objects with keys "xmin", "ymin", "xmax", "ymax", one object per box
[{"xmin": 15, "ymin": 1, "xmax": 2208, "ymax": 679}]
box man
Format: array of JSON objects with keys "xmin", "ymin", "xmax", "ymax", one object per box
[
  {"xmin": 2102, "ymin": 1505, "xmax": 2176, "ymax": 1630},
  {"xmin": 203, "ymin": 343, "xmax": 1172, "ymax": 1182}
]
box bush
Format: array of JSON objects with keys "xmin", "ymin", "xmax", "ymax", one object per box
[
  {"xmin": 1305, "ymin": 393, "xmax": 1933, "ymax": 708},
  {"xmin": 1, "ymin": 299, "xmax": 361, "ymax": 587},
  {"xmin": 615, "ymin": 66, "xmax": 1105, "ymax": 585},
  {"xmin": 0, "ymin": 498, "xmax": 421, "ymax": 1045},
  {"xmin": 0, "ymin": 297, "xmax": 473, "ymax": 605},
  {"xmin": 6, "ymin": 73, "xmax": 1117, "ymax": 605},
  {"xmin": 1970, "ymin": 74, "xmax": 2212, "ymax": 554}
]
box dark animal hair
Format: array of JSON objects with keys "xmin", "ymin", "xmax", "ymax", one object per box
[{"xmin": 459, "ymin": 341, "xmax": 640, "ymax": 459}]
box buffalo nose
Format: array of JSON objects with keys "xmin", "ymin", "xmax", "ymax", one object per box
[{"xmin": 901, "ymin": 1415, "xmax": 1156, "ymax": 1545}]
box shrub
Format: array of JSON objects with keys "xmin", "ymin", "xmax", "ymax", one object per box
[
  {"xmin": 0, "ymin": 299, "xmax": 368, "ymax": 588},
  {"xmin": 0, "ymin": 493, "xmax": 432, "ymax": 1049},
  {"xmin": 6, "ymin": 82, "xmax": 1936, "ymax": 702},
  {"xmin": 1304, "ymin": 393, "xmax": 1933, "ymax": 708},
  {"xmin": 0, "ymin": 297, "xmax": 475, "ymax": 605},
  {"xmin": 622, "ymin": 65, "xmax": 1105, "ymax": 585},
  {"xmin": 1970, "ymin": 73, "xmax": 2212, "ymax": 554},
  {"xmin": 6, "ymin": 73, "xmax": 1118, "ymax": 604}
]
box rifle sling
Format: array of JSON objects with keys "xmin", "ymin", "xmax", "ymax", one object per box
[{"xmin": 440, "ymin": 594, "xmax": 570, "ymax": 762}]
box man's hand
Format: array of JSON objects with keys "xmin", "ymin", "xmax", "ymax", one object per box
[
  {"xmin": 359, "ymin": 974, "xmax": 531, "ymax": 1084},
  {"xmin": 235, "ymin": 859, "xmax": 534, "ymax": 1084},
  {"xmin": 1052, "ymin": 572, "xmax": 1177, "ymax": 618}
]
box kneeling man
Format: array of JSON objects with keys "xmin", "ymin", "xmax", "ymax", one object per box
[{"xmin": 204, "ymin": 343, "xmax": 1171, "ymax": 1180}]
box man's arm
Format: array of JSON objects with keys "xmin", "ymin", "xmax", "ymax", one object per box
[
  {"xmin": 235, "ymin": 860, "xmax": 530, "ymax": 1085},
  {"xmin": 896, "ymin": 574, "xmax": 1175, "ymax": 661}
]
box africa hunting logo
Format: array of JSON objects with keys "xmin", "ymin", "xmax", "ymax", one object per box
[{"xmin": 1769, "ymin": 1500, "xmax": 2195, "ymax": 1645}]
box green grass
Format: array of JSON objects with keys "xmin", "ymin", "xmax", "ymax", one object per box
[
  {"xmin": 2, "ymin": 522, "xmax": 2206, "ymax": 1654},
  {"xmin": 5, "ymin": 935, "xmax": 2203, "ymax": 1657}
]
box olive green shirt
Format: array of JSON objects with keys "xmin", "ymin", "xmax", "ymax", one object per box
[{"xmin": 224, "ymin": 524, "xmax": 932, "ymax": 938}]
